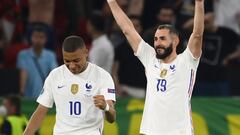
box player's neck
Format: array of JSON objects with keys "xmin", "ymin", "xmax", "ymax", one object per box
[
  {"xmin": 80, "ymin": 62, "xmax": 88, "ymax": 73},
  {"xmin": 160, "ymin": 53, "xmax": 177, "ymax": 64}
]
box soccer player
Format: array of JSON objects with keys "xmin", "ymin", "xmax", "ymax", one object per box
[
  {"xmin": 106, "ymin": 0, "xmax": 204, "ymax": 134},
  {"xmin": 23, "ymin": 36, "xmax": 116, "ymax": 135}
]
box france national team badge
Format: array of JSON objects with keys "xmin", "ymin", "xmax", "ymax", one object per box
[
  {"xmin": 84, "ymin": 83, "xmax": 92, "ymax": 97},
  {"xmin": 160, "ymin": 69, "xmax": 167, "ymax": 78},
  {"xmin": 170, "ymin": 64, "xmax": 176, "ymax": 72},
  {"xmin": 71, "ymin": 84, "xmax": 79, "ymax": 95}
]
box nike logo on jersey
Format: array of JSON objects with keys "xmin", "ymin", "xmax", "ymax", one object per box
[
  {"xmin": 154, "ymin": 64, "xmax": 159, "ymax": 69},
  {"xmin": 57, "ymin": 85, "xmax": 65, "ymax": 89}
]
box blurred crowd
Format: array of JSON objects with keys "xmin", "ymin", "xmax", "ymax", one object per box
[{"xmin": 0, "ymin": 0, "xmax": 240, "ymax": 99}]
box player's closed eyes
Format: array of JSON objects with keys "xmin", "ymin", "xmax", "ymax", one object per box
[
  {"xmin": 154, "ymin": 36, "xmax": 166, "ymax": 41},
  {"xmin": 64, "ymin": 59, "xmax": 81, "ymax": 63}
]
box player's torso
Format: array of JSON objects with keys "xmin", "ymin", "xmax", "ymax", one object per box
[
  {"xmin": 146, "ymin": 56, "xmax": 191, "ymax": 97},
  {"xmin": 142, "ymin": 56, "xmax": 194, "ymax": 132},
  {"xmin": 51, "ymin": 65, "xmax": 104, "ymax": 131}
]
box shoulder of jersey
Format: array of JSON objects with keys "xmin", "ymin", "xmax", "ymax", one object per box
[
  {"xmin": 89, "ymin": 62, "xmax": 110, "ymax": 75},
  {"xmin": 48, "ymin": 65, "xmax": 65, "ymax": 77}
]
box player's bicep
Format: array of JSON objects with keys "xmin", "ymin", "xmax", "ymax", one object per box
[
  {"xmin": 134, "ymin": 40, "xmax": 155, "ymax": 68},
  {"xmin": 100, "ymin": 73, "xmax": 116, "ymax": 101},
  {"xmin": 37, "ymin": 75, "xmax": 54, "ymax": 108},
  {"xmin": 182, "ymin": 47, "xmax": 200, "ymax": 69},
  {"xmin": 187, "ymin": 33, "xmax": 203, "ymax": 59}
]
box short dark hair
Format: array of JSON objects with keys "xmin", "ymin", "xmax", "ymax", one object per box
[
  {"xmin": 62, "ymin": 35, "xmax": 85, "ymax": 52},
  {"xmin": 157, "ymin": 24, "xmax": 179, "ymax": 37},
  {"xmin": 88, "ymin": 11, "xmax": 105, "ymax": 32},
  {"xmin": 31, "ymin": 24, "xmax": 48, "ymax": 35},
  {"xmin": 5, "ymin": 95, "xmax": 21, "ymax": 116},
  {"xmin": 158, "ymin": 4, "xmax": 174, "ymax": 13}
]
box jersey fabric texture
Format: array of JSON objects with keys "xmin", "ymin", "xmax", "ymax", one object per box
[
  {"xmin": 37, "ymin": 62, "xmax": 116, "ymax": 135},
  {"xmin": 136, "ymin": 40, "xmax": 200, "ymax": 135}
]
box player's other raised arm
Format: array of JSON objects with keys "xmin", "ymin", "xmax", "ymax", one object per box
[
  {"xmin": 107, "ymin": 0, "xmax": 142, "ymax": 53},
  {"xmin": 187, "ymin": 0, "xmax": 205, "ymax": 58}
]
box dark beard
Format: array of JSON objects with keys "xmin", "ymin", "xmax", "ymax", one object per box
[{"xmin": 155, "ymin": 43, "xmax": 173, "ymax": 59}]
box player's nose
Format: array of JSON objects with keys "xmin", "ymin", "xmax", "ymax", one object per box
[{"xmin": 69, "ymin": 62, "xmax": 76, "ymax": 69}]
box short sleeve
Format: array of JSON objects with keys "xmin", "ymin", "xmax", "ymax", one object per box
[
  {"xmin": 100, "ymin": 72, "xmax": 116, "ymax": 102},
  {"xmin": 181, "ymin": 47, "xmax": 201, "ymax": 69},
  {"xmin": 134, "ymin": 40, "xmax": 155, "ymax": 67},
  {"xmin": 37, "ymin": 72, "xmax": 54, "ymax": 108},
  {"xmin": 16, "ymin": 51, "xmax": 27, "ymax": 70}
]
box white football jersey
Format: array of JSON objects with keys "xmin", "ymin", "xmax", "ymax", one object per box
[
  {"xmin": 136, "ymin": 40, "xmax": 200, "ymax": 135},
  {"xmin": 37, "ymin": 62, "xmax": 116, "ymax": 135}
]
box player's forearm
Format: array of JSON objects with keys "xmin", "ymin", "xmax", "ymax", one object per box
[
  {"xmin": 24, "ymin": 113, "xmax": 43, "ymax": 135},
  {"xmin": 19, "ymin": 70, "xmax": 27, "ymax": 95},
  {"xmin": 192, "ymin": 0, "xmax": 204, "ymax": 37},
  {"xmin": 105, "ymin": 104, "xmax": 116, "ymax": 123},
  {"xmin": 107, "ymin": 0, "xmax": 135, "ymax": 35},
  {"xmin": 24, "ymin": 105, "xmax": 48, "ymax": 135}
]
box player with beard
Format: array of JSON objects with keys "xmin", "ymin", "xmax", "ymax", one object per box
[{"xmin": 106, "ymin": 0, "xmax": 204, "ymax": 134}]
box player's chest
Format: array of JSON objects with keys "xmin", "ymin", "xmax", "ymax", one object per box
[
  {"xmin": 147, "ymin": 61, "xmax": 182, "ymax": 93},
  {"xmin": 53, "ymin": 78, "xmax": 99, "ymax": 98},
  {"xmin": 149, "ymin": 61, "xmax": 178, "ymax": 79}
]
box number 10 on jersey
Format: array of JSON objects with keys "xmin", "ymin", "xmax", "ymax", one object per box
[{"xmin": 69, "ymin": 101, "xmax": 81, "ymax": 115}]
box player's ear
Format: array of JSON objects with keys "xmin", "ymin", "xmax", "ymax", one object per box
[
  {"xmin": 85, "ymin": 48, "xmax": 89, "ymax": 56},
  {"xmin": 173, "ymin": 36, "xmax": 180, "ymax": 46}
]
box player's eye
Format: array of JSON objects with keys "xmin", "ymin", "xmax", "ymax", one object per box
[
  {"xmin": 64, "ymin": 60, "xmax": 71, "ymax": 63},
  {"xmin": 73, "ymin": 59, "xmax": 80, "ymax": 63}
]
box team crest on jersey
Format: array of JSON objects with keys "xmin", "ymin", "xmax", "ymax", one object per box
[
  {"xmin": 84, "ymin": 83, "xmax": 93, "ymax": 97},
  {"xmin": 160, "ymin": 69, "xmax": 167, "ymax": 78},
  {"xmin": 71, "ymin": 84, "xmax": 79, "ymax": 95}
]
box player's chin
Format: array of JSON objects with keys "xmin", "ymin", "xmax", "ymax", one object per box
[{"xmin": 71, "ymin": 70, "xmax": 79, "ymax": 74}]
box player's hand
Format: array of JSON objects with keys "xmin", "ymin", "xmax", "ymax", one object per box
[{"xmin": 93, "ymin": 95, "xmax": 107, "ymax": 110}]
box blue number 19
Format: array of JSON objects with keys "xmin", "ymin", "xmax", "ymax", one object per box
[{"xmin": 157, "ymin": 79, "xmax": 167, "ymax": 92}]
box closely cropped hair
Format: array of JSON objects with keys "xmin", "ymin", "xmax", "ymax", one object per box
[
  {"xmin": 157, "ymin": 24, "xmax": 179, "ymax": 37},
  {"xmin": 32, "ymin": 24, "xmax": 48, "ymax": 35},
  {"xmin": 158, "ymin": 4, "xmax": 174, "ymax": 13},
  {"xmin": 62, "ymin": 35, "xmax": 85, "ymax": 52}
]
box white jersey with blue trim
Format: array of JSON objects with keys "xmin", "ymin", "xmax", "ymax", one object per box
[
  {"xmin": 37, "ymin": 62, "xmax": 115, "ymax": 135},
  {"xmin": 135, "ymin": 40, "xmax": 200, "ymax": 135}
]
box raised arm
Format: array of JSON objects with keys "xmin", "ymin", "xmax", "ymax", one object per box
[
  {"xmin": 187, "ymin": 0, "xmax": 205, "ymax": 58},
  {"xmin": 107, "ymin": 0, "xmax": 142, "ymax": 53}
]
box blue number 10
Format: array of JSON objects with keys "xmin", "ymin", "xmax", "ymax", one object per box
[
  {"xmin": 157, "ymin": 79, "xmax": 167, "ymax": 92},
  {"xmin": 69, "ymin": 101, "xmax": 81, "ymax": 115}
]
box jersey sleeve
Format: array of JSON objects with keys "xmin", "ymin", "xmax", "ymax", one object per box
[
  {"xmin": 100, "ymin": 72, "xmax": 116, "ymax": 102},
  {"xmin": 37, "ymin": 72, "xmax": 54, "ymax": 108},
  {"xmin": 181, "ymin": 47, "xmax": 201, "ymax": 69},
  {"xmin": 134, "ymin": 40, "xmax": 155, "ymax": 68},
  {"xmin": 16, "ymin": 51, "xmax": 27, "ymax": 70}
]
